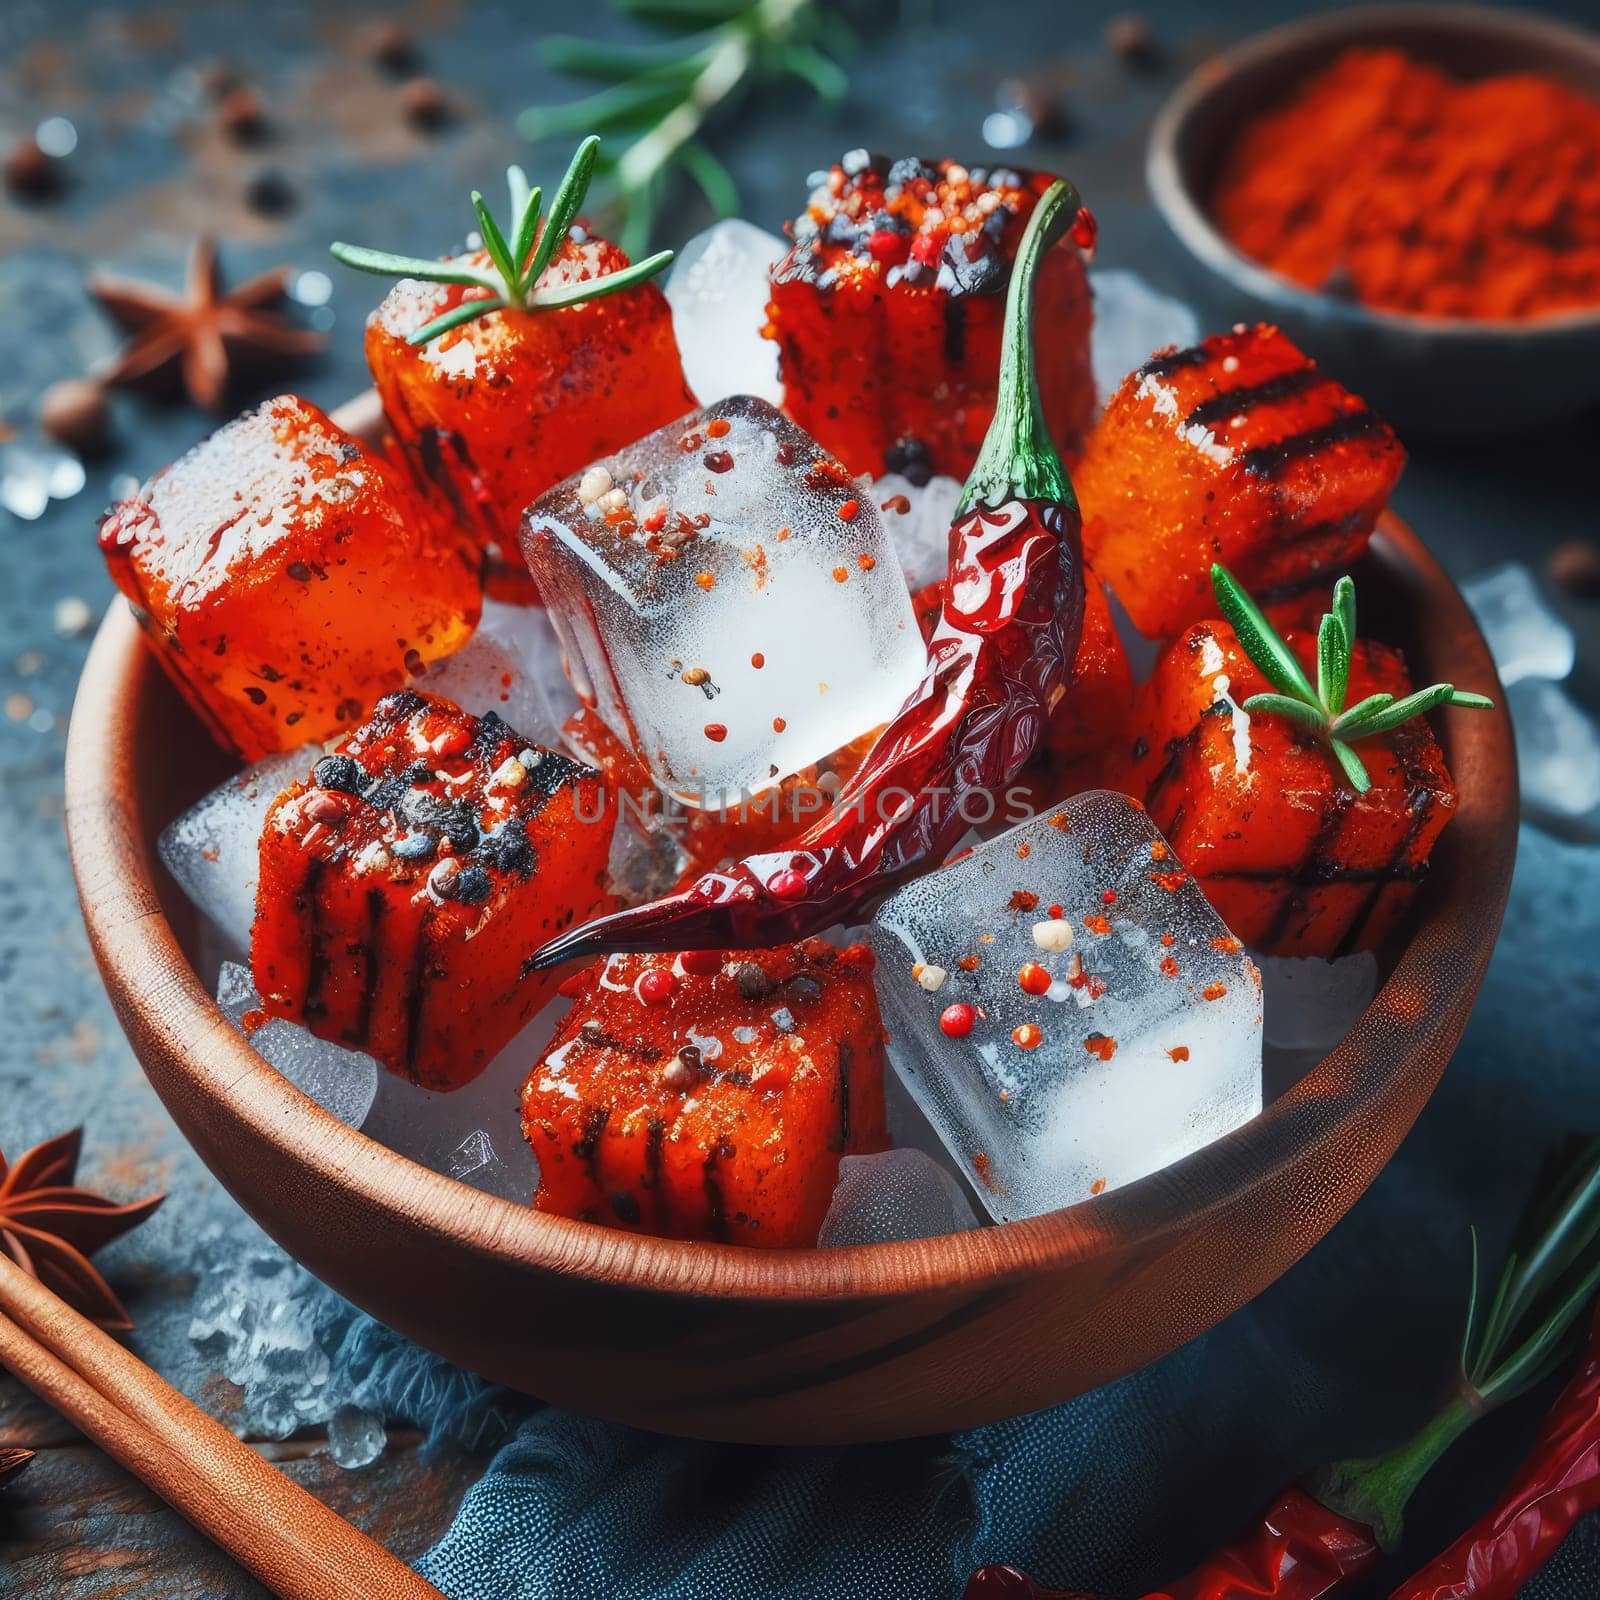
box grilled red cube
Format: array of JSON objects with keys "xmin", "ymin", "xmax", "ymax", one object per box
[
  {"xmin": 253, "ymin": 691, "xmax": 613, "ymax": 1089},
  {"xmin": 766, "ymin": 152, "xmax": 1094, "ymax": 482},
  {"xmin": 523, "ymin": 941, "xmax": 889, "ymax": 1246},
  {"xmin": 1075, "ymin": 325, "xmax": 1405, "ymax": 640},
  {"xmin": 367, "ymin": 236, "xmax": 693, "ymax": 598},
  {"xmin": 1104, "ymin": 621, "xmax": 1457, "ymax": 956},
  {"xmin": 98, "ymin": 395, "xmax": 481, "ymax": 759}
]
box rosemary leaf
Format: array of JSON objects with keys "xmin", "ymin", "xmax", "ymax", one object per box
[
  {"xmin": 1318, "ymin": 609, "xmax": 1350, "ymax": 715},
  {"xmin": 1331, "ymin": 692, "xmax": 1395, "ymax": 735},
  {"xmin": 680, "ymin": 139, "xmax": 740, "ymax": 217},
  {"xmin": 614, "ymin": 0, "xmax": 751, "ymax": 26},
  {"xmin": 407, "ymin": 293, "xmax": 507, "ymax": 347},
  {"xmin": 529, "ymin": 249, "xmax": 674, "ymax": 309},
  {"xmin": 1334, "ymin": 574, "xmax": 1357, "ymax": 651},
  {"xmin": 1210, "ymin": 564, "xmax": 1318, "ymax": 705},
  {"xmin": 328, "ymin": 244, "xmax": 499, "ymax": 289},
  {"xmin": 1329, "ymin": 737, "xmax": 1372, "ymax": 794},
  {"xmin": 778, "ymin": 42, "xmax": 849, "ymax": 101},
  {"xmin": 518, "ymin": 80, "xmax": 690, "ymax": 140},
  {"xmin": 528, "ymin": 135, "xmax": 604, "ymax": 287},
  {"xmin": 1241, "ymin": 692, "xmax": 1329, "ymax": 736},
  {"xmin": 539, "ymin": 34, "xmax": 711, "ymax": 80},
  {"xmin": 471, "ymin": 191, "xmax": 520, "ymax": 298},
  {"xmin": 512, "ymin": 183, "xmax": 544, "ymax": 281}
]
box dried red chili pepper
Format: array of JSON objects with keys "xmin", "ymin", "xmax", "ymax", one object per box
[
  {"xmin": 964, "ymin": 1144, "xmax": 1600, "ymax": 1600},
  {"xmin": 1392, "ymin": 1288, "xmax": 1600, "ymax": 1596},
  {"xmin": 526, "ymin": 177, "xmax": 1088, "ymax": 970}
]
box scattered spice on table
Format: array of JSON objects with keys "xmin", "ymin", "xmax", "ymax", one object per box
[
  {"xmin": 0, "ymin": 1128, "xmax": 164, "ymax": 1331},
  {"xmin": 1214, "ymin": 48, "xmax": 1600, "ymax": 320},
  {"xmin": 525, "ymin": 178, "xmax": 1089, "ymax": 966}
]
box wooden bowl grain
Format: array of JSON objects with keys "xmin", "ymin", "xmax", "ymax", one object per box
[{"xmin": 65, "ymin": 489, "xmax": 1517, "ymax": 1444}]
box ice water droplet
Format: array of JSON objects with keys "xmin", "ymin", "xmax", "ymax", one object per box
[
  {"xmin": 1089, "ymin": 270, "xmax": 1201, "ymax": 411},
  {"xmin": 819, "ymin": 1149, "xmax": 980, "ymax": 1246},
  {"xmin": 1462, "ymin": 563, "xmax": 1575, "ymax": 687},
  {"xmin": 327, "ymin": 1403, "xmax": 386, "ymax": 1469},
  {"xmin": 666, "ymin": 220, "xmax": 787, "ymax": 408},
  {"xmin": 869, "ymin": 791, "xmax": 1262, "ymax": 1221}
]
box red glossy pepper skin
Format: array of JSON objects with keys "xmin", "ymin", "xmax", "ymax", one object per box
[
  {"xmin": 964, "ymin": 1490, "xmax": 1377, "ymax": 1600},
  {"xmin": 964, "ymin": 1564, "xmax": 1094, "ymax": 1599},
  {"xmin": 1393, "ymin": 1313, "xmax": 1600, "ymax": 1600},
  {"xmin": 1150, "ymin": 1489, "xmax": 1379, "ymax": 1600},
  {"xmin": 528, "ymin": 493, "xmax": 1083, "ymax": 961}
]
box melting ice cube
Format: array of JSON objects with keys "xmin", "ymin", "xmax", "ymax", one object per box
[
  {"xmin": 1462, "ymin": 563, "xmax": 1575, "ymax": 687},
  {"xmin": 412, "ymin": 597, "xmax": 576, "ymax": 751},
  {"xmin": 1088, "ymin": 269, "xmax": 1201, "ymax": 410},
  {"xmin": 1510, "ymin": 678, "xmax": 1600, "ymax": 828},
  {"xmin": 868, "ymin": 792, "xmax": 1263, "ymax": 1221},
  {"xmin": 665, "ymin": 220, "xmax": 787, "ymax": 408},
  {"xmin": 359, "ymin": 1005, "xmax": 554, "ymax": 1205},
  {"xmin": 522, "ymin": 395, "xmax": 925, "ymax": 809},
  {"xmin": 876, "ymin": 472, "xmax": 962, "ymax": 595},
  {"xmin": 217, "ymin": 962, "xmax": 380, "ymax": 1129},
  {"xmin": 818, "ymin": 1149, "xmax": 980, "ymax": 1246},
  {"xmin": 160, "ymin": 747, "xmax": 314, "ymax": 952}
]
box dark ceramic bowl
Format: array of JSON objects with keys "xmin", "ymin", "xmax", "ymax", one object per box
[{"xmin": 1147, "ymin": 4, "xmax": 1600, "ymax": 437}]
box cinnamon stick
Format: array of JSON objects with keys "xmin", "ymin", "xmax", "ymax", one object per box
[{"xmin": 0, "ymin": 1255, "xmax": 444, "ymax": 1600}]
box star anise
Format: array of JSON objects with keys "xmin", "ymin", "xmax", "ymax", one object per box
[
  {"xmin": 0, "ymin": 1129, "xmax": 164, "ymax": 1332},
  {"xmin": 0, "ymin": 1448, "xmax": 34, "ymax": 1488},
  {"xmin": 90, "ymin": 236, "xmax": 326, "ymax": 413}
]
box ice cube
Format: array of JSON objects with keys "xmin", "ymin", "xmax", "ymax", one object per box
[
  {"xmin": 1257, "ymin": 951, "xmax": 1379, "ymax": 1052},
  {"xmin": 868, "ymin": 792, "xmax": 1263, "ymax": 1221},
  {"xmin": 217, "ymin": 962, "xmax": 380, "ymax": 1129},
  {"xmin": 1088, "ymin": 269, "xmax": 1201, "ymax": 410},
  {"xmin": 1462, "ymin": 563, "xmax": 1575, "ymax": 687},
  {"xmin": 1510, "ymin": 678, "xmax": 1600, "ymax": 826},
  {"xmin": 160, "ymin": 747, "xmax": 314, "ymax": 952},
  {"xmin": 665, "ymin": 220, "xmax": 787, "ymax": 408},
  {"xmin": 818, "ymin": 1149, "xmax": 980, "ymax": 1246},
  {"xmin": 412, "ymin": 597, "xmax": 576, "ymax": 750},
  {"xmin": 359, "ymin": 1005, "xmax": 554, "ymax": 1204},
  {"xmin": 327, "ymin": 1403, "xmax": 387, "ymax": 1469},
  {"xmin": 522, "ymin": 395, "xmax": 926, "ymax": 810},
  {"xmin": 875, "ymin": 472, "xmax": 962, "ymax": 595}
]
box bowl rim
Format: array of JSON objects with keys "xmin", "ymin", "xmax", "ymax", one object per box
[
  {"xmin": 66, "ymin": 496, "xmax": 1519, "ymax": 1310},
  {"xmin": 1146, "ymin": 1, "xmax": 1600, "ymax": 340}
]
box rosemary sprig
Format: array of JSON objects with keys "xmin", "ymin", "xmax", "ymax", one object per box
[
  {"xmin": 520, "ymin": 0, "xmax": 850, "ymax": 257},
  {"xmin": 328, "ymin": 136, "xmax": 674, "ymax": 347},
  {"xmin": 1210, "ymin": 563, "xmax": 1494, "ymax": 794},
  {"xmin": 1310, "ymin": 1140, "xmax": 1600, "ymax": 1548}
]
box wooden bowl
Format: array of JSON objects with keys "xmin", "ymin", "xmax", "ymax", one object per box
[
  {"xmin": 1147, "ymin": 4, "xmax": 1600, "ymax": 437},
  {"xmin": 65, "ymin": 484, "xmax": 1517, "ymax": 1444}
]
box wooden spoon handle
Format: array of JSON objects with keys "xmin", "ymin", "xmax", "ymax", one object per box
[{"xmin": 0, "ymin": 1257, "xmax": 445, "ymax": 1600}]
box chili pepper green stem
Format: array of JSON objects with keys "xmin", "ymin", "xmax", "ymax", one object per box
[
  {"xmin": 1308, "ymin": 1391, "xmax": 1481, "ymax": 1550},
  {"xmin": 956, "ymin": 179, "xmax": 1082, "ymax": 516}
]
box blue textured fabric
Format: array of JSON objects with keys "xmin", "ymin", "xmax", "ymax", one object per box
[{"xmin": 415, "ymin": 824, "xmax": 1600, "ymax": 1600}]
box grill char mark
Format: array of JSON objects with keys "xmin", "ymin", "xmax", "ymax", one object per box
[
  {"xmin": 1183, "ymin": 367, "xmax": 1325, "ymax": 429},
  {"xmin": 1239, "ymin": 411, "xmax": 1386, "ymax": 479}
]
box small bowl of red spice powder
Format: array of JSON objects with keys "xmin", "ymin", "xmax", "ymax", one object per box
[{"xmin": 1148, "ymin": 4, "xmax": 1600, "ymax": 435}]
